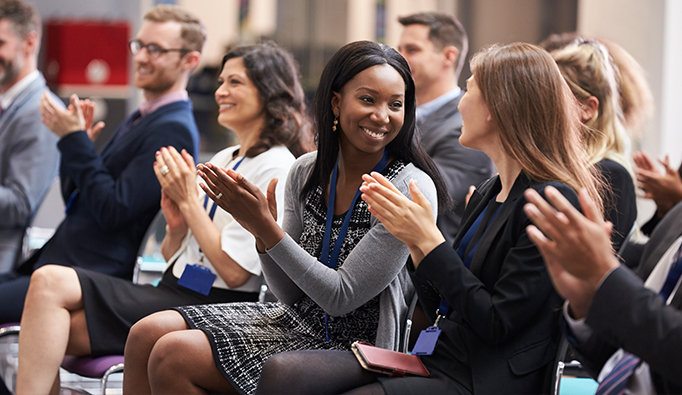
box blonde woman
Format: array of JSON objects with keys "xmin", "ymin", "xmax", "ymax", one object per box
[{"xmin": 549, "ymin": 39, "xmax": 637, "ymax": 252}]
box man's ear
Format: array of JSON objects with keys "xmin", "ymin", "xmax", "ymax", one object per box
[
  {"xmin": 22, "ymin": 31, "xmax": 39, "ymax": 57},
  {"xmin": 580, "ymin": 96, "xmax": 599, "ymax": 123},
  {"xmin": 442, "ymin": 46, "xmax": 459, "ymax": 69},
  {"xmin": 331, "ymin": 92, "xmax": 341, "ymax": 117},
  {"xmin": 182, "ymin": 50, "xmax": 202, "ymax": 72}
]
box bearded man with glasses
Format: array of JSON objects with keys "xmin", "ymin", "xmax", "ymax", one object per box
[{"xmin": 0, "ymin": 4, "xmax": 203, "ymax": 326}]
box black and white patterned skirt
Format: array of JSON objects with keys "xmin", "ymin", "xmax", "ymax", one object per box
[{"xmin": 176, "ymin": 297, "xmax": 378, "ymax": 395}]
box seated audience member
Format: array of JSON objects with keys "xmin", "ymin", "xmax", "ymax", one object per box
[
  {"xmin": 539, "ymin": 33, "xmax": 654, "ymax": 140},
  {"xmin": 524, "ymin": 186, "xmax": 682, "ymax": 394},
  {"xmin": 0, "ymin": 0, "xmax": 59, "ymax": 273},
  {"xmin": 122, "ymin": 40, "xmax": 449, "ymax": 394},
  {"xmin": 14, "ymin": 42, "xmax": 310, "ymax": 395},
  {"xmin": 0, "ymin": 4, "xmax": 202, "ymax": 324},
  {"xmin": 397, "ymin": 11, "xmax": 493, "ymax": 244},
  {"xmin": 548, "ymin": 39, "xmax": 637, "ymax": 252},
  {"xmin": 254, "ymin": 42, "xmax": 604, "ymax": 395},
  {"xmin": 633, "ymin": 151, "xmax": 682, "ymax": 235}
]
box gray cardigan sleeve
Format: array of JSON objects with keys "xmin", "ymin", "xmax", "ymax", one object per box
[{"xmin": 260, "ymin": 154, "xmax": 437, "ymax": 317}]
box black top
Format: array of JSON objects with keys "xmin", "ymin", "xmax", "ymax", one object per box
[{"xmin": 597, "ymin": 158, "xmax": 637, "ymax": 253}]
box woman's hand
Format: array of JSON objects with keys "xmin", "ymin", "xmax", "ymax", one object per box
[
  {"xmin": 154, "ymin": 146, "xmax": 200, "ymax": 209},
  {"xmin": 160, "ymin": 189, "xmax": 187, "ymax": 235},
  {"xmin": 360, "ymin": 172, "xmax": 444, "ymax": 267},
  {"xmin": 197, "ymin": 162, "xmax": 284, "ymax": 249},
  {"xmin": 633, "ymin": 152, "xmax": 682, "ymax": 217}
]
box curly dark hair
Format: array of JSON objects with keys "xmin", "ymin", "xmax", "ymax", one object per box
[{"xmin": 221, "ymin": 42, "xmax": 312, "ymax": 158}]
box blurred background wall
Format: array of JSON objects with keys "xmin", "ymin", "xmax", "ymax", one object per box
[{"xmin": 26, "ymin": 0, "xmax": 682, "ymax": 222}]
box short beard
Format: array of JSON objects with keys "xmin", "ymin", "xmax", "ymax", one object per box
[{"xmin": 0, "ymin": 58, "xmax": 21, "ymax": 89}]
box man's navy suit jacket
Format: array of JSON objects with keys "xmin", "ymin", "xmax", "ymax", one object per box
[{"xmin": 23, "ymin": 100, "xmax": 200, "ymax": 280}]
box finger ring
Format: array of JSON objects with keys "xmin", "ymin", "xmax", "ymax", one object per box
[
  {"xmin": 160, "ymin": 165, "xmax": 169, "ymax": 176},
  {"xmin": 215, "ymin": 192, "xmax": 223, "ymax": 200}
]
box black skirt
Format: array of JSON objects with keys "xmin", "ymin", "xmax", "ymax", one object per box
[{"xmin": 75, "ymin": 265, "xmax": 259, "ymax": 356}]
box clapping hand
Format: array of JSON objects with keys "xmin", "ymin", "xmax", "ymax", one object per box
[
  {"xmin": 633, "ymin": 151, "xmax": 682, "ymax": 217},
  {"xmin": 360, "ymin": 172, "xmax": 444, "ymax": 267},
  {"xmin": 40, "ymin": 93, "xmax": 86, "ymax": 138},
  {"xmin": 197, "ymin": 163, "xmax": 283, "ymax": 250},
  {"xmin": 523, "ymin": 187, "xmax": 619, "ymax": 319},
  {"xmin": 80, "ymin": 99, "xmax": 106, "ymax": 142}
]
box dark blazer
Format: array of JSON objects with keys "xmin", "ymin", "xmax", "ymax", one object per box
[
  {"xmin": 573, "ymin": 201, "xmax": 682, "ymax": 394},
  {"xmin": 23, "ymin": 100, "xmax": 199, "ymax": 279},
  {"xmin": 0, "ymin": 74, "xmax": 60, "ymax": 272},
  {"xmin": 597, "ymin": 158, "xmax": 637, "ymax": 253},
  {"xmin": 412, "ymin": 173, "xmax": 577, "ymax": 394},
  {"xmin": 418, "ymin": 92, "xmax": 493, "ymax": 245}
]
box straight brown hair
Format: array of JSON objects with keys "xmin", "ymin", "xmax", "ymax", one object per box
[{"xmin": 471, "ymin": 43, "xmax": 604, "ymax": 213}]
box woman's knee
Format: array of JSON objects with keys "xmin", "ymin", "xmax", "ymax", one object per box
[
  {"xmin": 126, "ymin": 311, "xmax": 188, "ymax": 356},
  {"xmin": 147, "ymin": 330, "xmax": 210, "ymax": 383},
  {"xmin": 28, "ymin": 265, "xmax": 80, "ymax": 304}
]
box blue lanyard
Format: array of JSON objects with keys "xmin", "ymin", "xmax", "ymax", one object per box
[
  {"xmin": 437, "ymin": 197, "xmax": 503, "ymax": 322},
  {"xmin": 203, "ymin": 156, "xmax": 245, "ymax": 220},
  {"xmin": 321, "ymin": 150, "xmax": 389, "ymax": 341}
]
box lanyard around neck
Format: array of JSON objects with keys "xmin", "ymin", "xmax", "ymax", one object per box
[
  {"xmin": 320, "ymin": 150, "xmax": 389, "ymax": 269},
  {"xmin": 320, "ymin": 149, "xmax": 389, "ymax": 342},
  {"xmin": 203, "ymin": 156, "xmax": 245, "ymax": 220}
]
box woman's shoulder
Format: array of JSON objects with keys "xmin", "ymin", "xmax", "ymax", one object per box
[
  {"xmin": 251, "ymin": 145, "xmax": 297, "ymax": 167},
  {"xmin": 392, "ymin": 161, "xmax": 437, "ymax": 199},
  {"xmin": 527, "ymin": 179, "xmax": 579, "ymax": 205},
  {"xmin": 286, "ymin": 151, "xmax": 317, "ymax": 184},
  {"xmin": 206, "ymin": 145, "xmax": 240, "ymax": 165}
]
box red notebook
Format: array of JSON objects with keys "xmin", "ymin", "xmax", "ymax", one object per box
[{"xmin": 351, "ymin": 341, "xmax": 430, "ymax": 378}]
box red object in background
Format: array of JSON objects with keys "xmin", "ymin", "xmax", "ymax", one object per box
[{"xmin": 43, "ymin": 20, "xmax": 129, "ymax": 93}]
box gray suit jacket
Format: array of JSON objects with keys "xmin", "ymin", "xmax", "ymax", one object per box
[
  {"xmin": 0, "ymin": 73, "xmax": 60, "ymax": 272},
  {"xmin": 418, "ymin": 91, "xmax": 493, "ymax": 244},
  {"xmin": 574, "ymin": 201, "xmax": 682, "ymax": 394}
]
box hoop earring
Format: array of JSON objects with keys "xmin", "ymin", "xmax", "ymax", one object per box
[{"xmin": 332, "ymin": 117, "xmax": 338, "ymax": 132}]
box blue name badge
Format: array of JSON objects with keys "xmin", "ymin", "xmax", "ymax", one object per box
[
  {"xmin": 177, "ymin": 264, "xmax": 216, "ymax": 296},
  {"xmin": 411, "ymin": 326, "xmax": 442, "ymax": 356}
]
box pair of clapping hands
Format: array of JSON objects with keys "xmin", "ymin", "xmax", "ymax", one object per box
[
  {"xmin": 40, "ymin": 93, "xmax": 105, "ymax": 141},
  {"xmin": 361, "ymin": 173, "xmax": 617, "ymax": 321},
  {"xmin": 153, "ymin": 146, "xmax": 284, "ymax": 252},
  {"xmin": 633, "ymin": 151, "xmax": 682, "ymax": 218}
]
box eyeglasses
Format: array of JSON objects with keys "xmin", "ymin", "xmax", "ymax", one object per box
[{"xmin": 128, "ymin": 40, "xmax": 190, "ymax": 58}]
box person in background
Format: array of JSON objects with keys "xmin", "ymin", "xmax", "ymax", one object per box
[
  {"xmin": 15, "ymin": 42, "xmax": 309, "ymax": 395},
  {"xmin": 633, "ymin": 151, "xmax": 682, "ymax": 236},
  {"xmin": 539, "ymin": 32, "xmax": 654, "ymax": 140},
  {"xmin": 397, "ymin": 11, "xmax": 493, "ymax": 244},
  {"xmin": 0, "ymin": 0, "xmax": 59, "ymax": 273},
  {"xmin": 122, "ymin": 40, "xmax": 449, "ymax": 395},
  {"xmin": 0, "ymin": 4, "xmax": 202, "ymax": 324},
  {"xmin": 548, "ymin": 39, "xmax": 637, "ymax": 253}
]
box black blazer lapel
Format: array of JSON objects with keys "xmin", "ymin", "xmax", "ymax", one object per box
[
  {"xmin": 469, "ymin": 173, "xmax": 533, "ymax": 274},
  {"xmin": 452, "ymin": 175, "xmax": 499, "ymax": 249}
]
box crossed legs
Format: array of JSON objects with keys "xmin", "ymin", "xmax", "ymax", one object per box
[
  {"xmin": 16, "ymin": 265, "xmax": 91, "ymax": 395},
  {"xmin": 123, "ymin": 310, "xmax": 234, "ymax": 394}
]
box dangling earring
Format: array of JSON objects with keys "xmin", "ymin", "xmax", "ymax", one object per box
[{"xmin": 332, "ymin": 117, "xmax": 338, "ymax": 132}]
